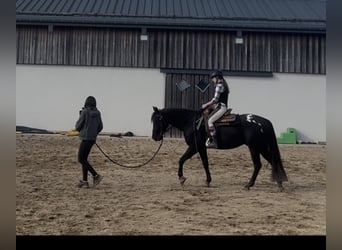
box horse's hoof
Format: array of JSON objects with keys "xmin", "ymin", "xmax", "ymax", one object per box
[
  {"xmin": 278, "ymin": 186, "xmax": 285, "ymax": 192},
  {"xmin": 205, "ymin": 181, "xmax": 210, "ymax": 187},
  {"xmin": 179, "ymin": 176, "xmax": 187, "ymax": 186},
  {"xmin": 244, "ymin": 185, "xmax": 250, "ymax": 191}
]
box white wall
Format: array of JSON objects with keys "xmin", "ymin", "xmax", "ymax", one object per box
[
  {"xmin": 226, "ymin": 73, "xmax": 326, "ymax": 142},
  {"xmin": 16, "ymin": 65, "xmax": 165, "ymax": 136},
  {"xmin": 16, "ymin": 65, "xmax": 326, "ymax": 142}
]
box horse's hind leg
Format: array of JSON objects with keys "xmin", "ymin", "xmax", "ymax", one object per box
[{"xmin": 245, "ymin": 147, "xmax": 262, "ymax": 190}]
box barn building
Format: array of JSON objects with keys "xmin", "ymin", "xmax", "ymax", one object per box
[{"xmin": 16, "ymin": 0, "xmax": 326, "ymax": 142}]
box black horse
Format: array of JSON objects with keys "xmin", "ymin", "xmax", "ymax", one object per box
[{"xmin": 151, "ymin": 106, "xmax": 288, "ymax": 191}]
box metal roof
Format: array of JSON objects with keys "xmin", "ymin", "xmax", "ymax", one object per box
[{"xmin": 16, "ymin": 0, "xmax": 326, "ymax": 33}]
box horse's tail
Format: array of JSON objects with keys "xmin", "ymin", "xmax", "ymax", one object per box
[{"xmin": 266, "ymin": 122, "xmax": 288, "ymax": 182}]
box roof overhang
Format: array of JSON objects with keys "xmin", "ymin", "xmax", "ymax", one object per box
[{"xmin": 16, "ymin": 14, "xmax": 326, "ymax": 34}]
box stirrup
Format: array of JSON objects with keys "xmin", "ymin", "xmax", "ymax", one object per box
[
  {"xmin": 206, "ymin": 138, "xmax": 217, "ymax": 148},
  {"xmin": 205, "ymin": 138, "xmax": 212, "ymax": 147}
]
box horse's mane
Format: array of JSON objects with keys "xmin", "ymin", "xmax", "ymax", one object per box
[
  {"xmin": 161, "ymin": 108, "xmax": 200, "ymax": 118},
  {"xmin": 162, "ymin": 108, "xmax": 198, "ymax": 113},
  {"xmin": 151, "ymin": 108, "xmax": 200, "ymax": 123}
]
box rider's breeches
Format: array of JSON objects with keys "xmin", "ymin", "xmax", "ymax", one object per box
[
  {"xmin": 208, "ymin": 106, "xmax": 227, "ymax": 137},
  {"xmin": 78, "ymin": 140, "xmax": 98, "ymax": 181}
]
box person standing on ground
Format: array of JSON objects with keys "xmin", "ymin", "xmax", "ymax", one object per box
[{"xmin": 75, "ymin": 96, "xmax": 103, "ymax": 188}]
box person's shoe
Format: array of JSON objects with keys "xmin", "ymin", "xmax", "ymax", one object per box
[
  {"xmin": 93, "ymin": 174, "xmax": 103, "ymax": 187},
  {"xmin": 206, "ymin": 138, "xmax": 218, "ymax": 149},
  {"xmin": 77, "ymin": 180, "xmax": 89, "ymax": 188}
]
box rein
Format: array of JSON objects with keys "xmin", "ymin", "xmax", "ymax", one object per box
[
  {"xmin": 193, "ymin": 115, "xmax": 203, "ymax": 153},
  {"xmin": 95, "ymin": 138, "xmax": 163, "ymax": 168}
]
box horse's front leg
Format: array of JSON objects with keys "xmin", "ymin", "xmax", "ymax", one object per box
[
  {"xmin": 197, "ymin": 146, "xmax": 211, "ymax": 187},
  {"xmin": 178, "ymin": 146, "xmax": 197, "ymax": 187}
]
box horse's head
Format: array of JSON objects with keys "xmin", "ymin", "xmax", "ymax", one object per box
[{"xmin": 151, "ymin": 106, "xmax": 169, "ymax": 141}]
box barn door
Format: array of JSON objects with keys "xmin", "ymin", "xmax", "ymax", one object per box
[{"xmin": 164, "ymin": 73, "xmax": 214, "ymax": 138}]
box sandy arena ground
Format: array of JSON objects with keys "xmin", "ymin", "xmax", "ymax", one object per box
[{"xmin": 16, "ymin": 133, "xmax": 326, "ymax": 235}]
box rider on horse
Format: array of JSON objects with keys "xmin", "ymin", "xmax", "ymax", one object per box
[{"xmin": 201, "ymin": 70, "xmax": 230, "ymax": 148}]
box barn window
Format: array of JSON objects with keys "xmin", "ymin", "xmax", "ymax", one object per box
[
  {"xmin": 176, "ymin": 80, "xmax": 190, "ymax": 92},
  {"xmin": 196, "ymin": 79, "xmax": 210, "ymax": 93}
]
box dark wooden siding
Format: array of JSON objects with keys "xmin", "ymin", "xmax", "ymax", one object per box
[
  {"xmin": 164, "ymin": 73, "xmax": 214, "ymax": 138},
  {"xmin": 16, "ymin": 25, "xmax": 326, "ymax": 74}
]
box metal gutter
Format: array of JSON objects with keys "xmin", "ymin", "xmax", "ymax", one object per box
[
  {"xmin": 16, "ymin": 14, "xmax": 326, "ymax": 34},
  {"xmin": 160, "ymin": 68, "xmax": 274, "ymax": 77}
]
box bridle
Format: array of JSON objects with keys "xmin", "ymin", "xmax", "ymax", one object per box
[{"xmin": 155, "ymin": 113, "xmax": 171, "ymax": 140}]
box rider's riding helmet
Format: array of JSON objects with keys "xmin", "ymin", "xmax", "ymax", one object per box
[{"xmin": 210, "ymin": 70, "xmax": 223, "ymax": 79}]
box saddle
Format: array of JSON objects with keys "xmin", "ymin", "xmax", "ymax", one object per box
[
  {"xmin": 213, "ymin": 108, "xmax": 238, "ymax": 126},
  {"xmin": 197, "ymin": 108, "xmax": 239, "ymax": 131}
]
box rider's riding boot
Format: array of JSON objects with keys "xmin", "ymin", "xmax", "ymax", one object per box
[
  {"xmin": 206, "ymin": 137, "xmax": 217, "ymax": 148},
  {"xmin": 206, "ymin": 126, "xmax": 217, "ymax": 148}
]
